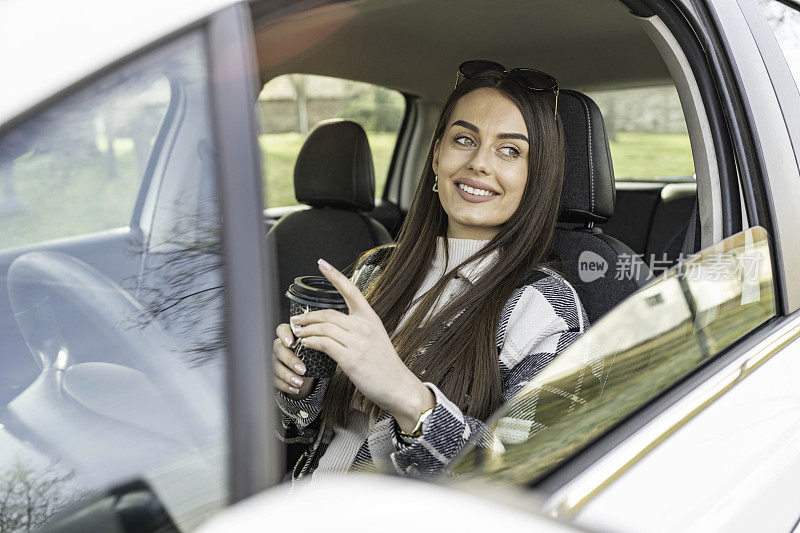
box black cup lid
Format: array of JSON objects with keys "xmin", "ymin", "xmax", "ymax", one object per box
[{"xmin": 286, "ymin": 276, "xmax": 346, "ymax": 306}]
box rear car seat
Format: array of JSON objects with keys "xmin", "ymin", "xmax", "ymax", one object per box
[{"xmin": 644, "ymin": 182, "xmax": 697, "ymax": 265}]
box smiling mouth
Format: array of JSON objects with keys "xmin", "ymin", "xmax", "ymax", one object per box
[{"xmin": 456, "ymin": 182, "xmax": 499, "ymax": 197}]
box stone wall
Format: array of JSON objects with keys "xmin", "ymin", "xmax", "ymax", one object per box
[
  {"xmin": 256, "ymin": 99, "xmax": 354, "ymax": 134},
  {"xmin": 588, "ymin": 87, "xmax": 688, "ymax": 138}
]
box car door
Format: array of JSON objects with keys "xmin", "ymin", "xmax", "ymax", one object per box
[{"xmin": 0, "ymin": 3, "xmax": 278, "ymax": 530}]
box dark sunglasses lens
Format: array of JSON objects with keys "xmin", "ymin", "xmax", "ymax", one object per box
[
  {"xmin": 459, "ymin": 60, "xmax": 505, "ymax": 77},
  {"xmin": 512, "ymin": 69, "xmax": 558, "ymax": 90}
]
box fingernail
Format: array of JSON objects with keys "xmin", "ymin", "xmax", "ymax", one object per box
[
  {"xmin": 318, "ymin": 258, "xmax": 332, "ymax": 272},
  {"xmin": 284, "ymin": 337, "xmax": 292, "ymax": 347},
  {"xmin": 290, "ymin": 315, "xmax": 301, "ymax": 324},
  {"xmin": 294, "ymin": 363, "xmax": 306, "ymax": 375},
  {"xmin": 290, "ymin": 322, "xmax": 302, "ymax": 336},
  {"xmin": 300, "ymin": 338, "xmax": 307, "ymax": 345},
  {"xmin": 291, "ymin": 377, "xmax": 304, "ymax": 386},
  {"xmin": 288, "ymin": 386, "xmax": 299, "ymax": 394}
]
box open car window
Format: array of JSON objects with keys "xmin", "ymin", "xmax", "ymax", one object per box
[{"xmin": 449, "ymin": 227, "xmax": 775, "ymax": 484}]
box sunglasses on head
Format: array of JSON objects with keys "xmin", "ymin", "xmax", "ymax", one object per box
[{"xmin": 455, "ymin": 60, "xmax": 560, "ymax": 120}]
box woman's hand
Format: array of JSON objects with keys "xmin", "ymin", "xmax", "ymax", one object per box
[
  {"xmin": 272, "ymin": 323, "xmax": 316, "ymax": 398},
  {"xmin": 291, "ymin": 259, "xmax": 435, "ymax": 432}
]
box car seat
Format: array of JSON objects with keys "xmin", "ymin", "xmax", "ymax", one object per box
[
  {"xmin": 550, "ymin": 90, "xmax": 651, "ymax": 322},
  {"xmin": 266, "ymin": 119, "xmax": 392, "ymax": 325}
]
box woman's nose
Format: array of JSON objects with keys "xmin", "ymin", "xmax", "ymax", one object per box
[{"xmin": 467, "ymin": 144, "xmax": 492, "ymax": 175}]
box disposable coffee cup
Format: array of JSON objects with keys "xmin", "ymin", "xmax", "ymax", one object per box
[{"xmin": 286, "ymin": 276, "xmax": 348, "ymax": 378}]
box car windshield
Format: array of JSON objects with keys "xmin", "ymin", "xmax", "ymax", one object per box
[{"xmin": 448, "ymin": 227, "xmax": 775, "ymax": 485}]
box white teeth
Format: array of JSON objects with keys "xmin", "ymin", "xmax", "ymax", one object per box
[{"xmin": 457, "ymin": 182, "xmax": 495, "ymax": 196}]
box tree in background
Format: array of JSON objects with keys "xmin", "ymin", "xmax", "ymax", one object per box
[
  {"xmin": 289, "ymin": 74, "xmax": 309, "ymax": 136},
  {"xmin": 0, "ymin": 458, "xmax": 84, "ymax": 532}
]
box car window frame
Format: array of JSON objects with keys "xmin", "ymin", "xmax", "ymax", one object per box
[
  {"xmin": 206, "ymin": 3, "xmax": 280, "ymax": 502},
  {"xmin": 693, "ymin": 0, "xmax": 800, "ymax": 314},
  {"xmin": 242, "ymin": 0, "xmax": 790, "ymax": 508},
  {"xmin": 736, "ymin": 0, "xmax": 800, "ymax": 297}
]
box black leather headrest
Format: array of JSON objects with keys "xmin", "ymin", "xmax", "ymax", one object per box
[
  {"xmin": 558, "ymin": 90, "xmax": 615, "ymax": 224},
  {"xmin": 294, "ymin": 119, "xmax": 375, "ymax": 211}
]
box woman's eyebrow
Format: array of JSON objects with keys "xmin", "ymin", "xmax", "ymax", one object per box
[
  {"xmin": 498, "ymin": 132, "xmax": 529, "ymax": 144},
  {"xmin": 451, "ymin": 120, "xmax": 479, "ymax": 133},
  {"xmin": 451, "ymin": 120, "xmax": 529, "ymax": 144}
]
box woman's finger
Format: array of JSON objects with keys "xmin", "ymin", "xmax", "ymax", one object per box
[
  {"xmin": 317, "ymin": 259, "xmax": 373, "ymax": 316},
  {"xmin": 275, "ymin": 323, "xmax": 295, "ymax": 348},
  {"xmin": 293, "ymin": 322, "xmax": 351, "ymax": 348},
  {"xmin": 300, "ymin": 335, "xmax": 348, "ymax": 364},
  {"xmin": 290, "ymin": 308, "xmax": 353, "ymax": 331},
  {"xmin": 273, "ymin": 339, "xmax": 307, "ymax": 375},
  {"xmin": 273, "ymin": 355, "xmax": 306, "ymax": 389},
  {"xmin": 274, "ymin": 376, "xmax": 300, "ymax": 395}
]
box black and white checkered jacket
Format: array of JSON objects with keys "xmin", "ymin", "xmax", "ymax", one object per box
[{"xmin": 275, "ymin": 245, "xmax": 588, "ymax": 481}]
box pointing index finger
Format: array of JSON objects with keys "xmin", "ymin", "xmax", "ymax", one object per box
[{"xmin": 317, "ymin": 258, "xmax": 370, "ymax": 314}]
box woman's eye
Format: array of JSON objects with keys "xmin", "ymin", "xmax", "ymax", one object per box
[
  {"xmin": 453, "ymin": 135, "xmax": 475, "ymax": 147},
  {"xmin": 499, "ymin": 146, "xmax": 521, "ymax": 158}
]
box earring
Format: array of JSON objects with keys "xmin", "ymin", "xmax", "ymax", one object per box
[{"xmin": 432, "ymin": 175, "xmax": 439, "ymax": 193}]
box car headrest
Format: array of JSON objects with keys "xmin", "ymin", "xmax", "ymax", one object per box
[
  {"xmin": 294, "ymin": 119, "xmax": 376, "ymax": 211},
  {"xmin": 557, "ymin": 90, "xmax": 615, "ymax": 224}
]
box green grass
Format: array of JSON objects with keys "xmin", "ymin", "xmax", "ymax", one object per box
[{"xmin": 609, "ymin": 132, "xmax": 695, "ymax": 180}]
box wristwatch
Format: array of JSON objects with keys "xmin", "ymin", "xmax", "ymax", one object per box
[{"xmin": 399, "ymin": 407, "xmax": 434, "ymax": 439}]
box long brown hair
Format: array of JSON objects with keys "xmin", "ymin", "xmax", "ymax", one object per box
[{"xmin": 325, "ymin": 71, "xmax": 565, "ymax": 427}]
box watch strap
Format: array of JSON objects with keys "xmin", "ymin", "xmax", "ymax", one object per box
[{"xmin": 399, "ymin": 407, "xmax": 434, "ymax": 439}]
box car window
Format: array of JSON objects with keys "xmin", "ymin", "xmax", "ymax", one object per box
[
  {"xmin": 449, "ymin": 227, "xmax": 775, "ymax": 484},
  {"xmin": 257, "ymin": 74, "xmax": 405, "ymax": 208},
  {"xmin": 0, "ymin": 75, "xmax": 170, "ymax": 249},
  {"xmin": 586, "ymin": 85, "xmax": 695, "ymax": 182},
  {"xmin": 0, "ymin": 31, "xmax": 228, "ymax": 530},
  {"xmin": 758, "ymin": 0, "xmax": 800, "ymax": 90}
]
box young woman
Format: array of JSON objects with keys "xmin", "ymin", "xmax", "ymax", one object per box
[{"xmin": 272, "ymin": 61, "xmax": 588, "ymax": 482}]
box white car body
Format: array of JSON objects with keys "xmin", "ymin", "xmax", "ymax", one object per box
[{"xmin": 1, "ymin": 0, "xmax": 799, "ymax": 532}]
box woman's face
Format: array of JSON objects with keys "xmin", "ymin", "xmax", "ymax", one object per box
[{"xmin": 433, "ymin": 87, "xmax": 530, "ymax": 240}]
